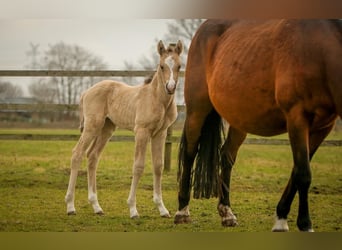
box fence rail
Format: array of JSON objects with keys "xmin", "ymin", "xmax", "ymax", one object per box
[
  {"xmin": 0, "ymin": 70, "xmax": 185, "ymax": 77},
  {"xmin": 1, "ymin": 70, "xmax": 341, "ymax": 172}
]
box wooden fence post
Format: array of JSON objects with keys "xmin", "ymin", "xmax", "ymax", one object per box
[{"xmin": 164, "ymin": 125, "xmax": 173, "ymax": 172}]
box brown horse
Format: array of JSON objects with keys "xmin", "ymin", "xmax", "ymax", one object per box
[{"xmin": 175, "ymin": 19, "xmax": 342, "ymax": 232}]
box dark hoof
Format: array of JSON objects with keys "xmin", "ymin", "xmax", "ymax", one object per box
[
  {"xmin": 222, "ymin": 218, "xmax": 238, "ymax": 227},
  {"xmin": 95, "ymin": 211, "xmax": 104, "ymax": 216},
  {"xmin": 272, "ymin": 228, "xmax": 288, "ymax": 232},
  {"xmin": 67, "ymin": 211, "xmax": 76, "ymax": 216},
  {"xmin": 161, "ymin": 214, "xmax": 171, "ymax": 218},
  {"xmin": 174, "ymin": 214, "xmax": 192, "ymax": 224}
]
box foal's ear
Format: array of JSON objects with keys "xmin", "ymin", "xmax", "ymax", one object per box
[
  {"xmin": 175, "ymin": 40, "xmax": 183, "ymax": 55},
  {"xmin": 158, "ymin": 40, "xmax": 166, "ymax": 55}
]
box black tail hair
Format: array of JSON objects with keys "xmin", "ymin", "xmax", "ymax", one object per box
[{"xmin": 178, "ymin": 109, "xmax": 224, "ymax": 199}]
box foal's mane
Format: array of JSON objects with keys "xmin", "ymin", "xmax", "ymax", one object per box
[{"xmin": 144, "ymin": 74, "xmax": 155, "ymax": 85}]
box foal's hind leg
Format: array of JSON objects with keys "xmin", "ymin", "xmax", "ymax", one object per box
[
  {"xmin": 151, "ymin": 130, "xmax": 170, "ymax": 217},
  {"xmin": 65, "ymin": 129, "xmax": 98, "ymax": 215},
  {"xmin": 218, "ymin": 127, "xmax": 246, "ymax": 227},
  {"xmin": 127, "ymin": 127, "xmax": 150, "ymax": 218},
  {"xmin": 86, "ymin": 118, "xmax": 115, "ymax": 214}
]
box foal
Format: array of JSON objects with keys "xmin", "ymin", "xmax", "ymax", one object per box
[{"xmin": 65, "ymin": 40, "xmax": 183, "ymax": 218}]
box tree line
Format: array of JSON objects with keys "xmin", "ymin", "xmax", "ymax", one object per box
[{"xmin": 0, "ymin": 20, "xmax": 204, "ymax": 105}]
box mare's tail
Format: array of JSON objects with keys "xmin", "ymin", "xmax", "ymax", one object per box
[{"xmin": 178, "ymin": 109, "xmax": 225, "ymax": 199}]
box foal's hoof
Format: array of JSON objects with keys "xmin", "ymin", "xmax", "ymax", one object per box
[
  {"xmin": 174, "ymin": 214, "xmax": 192, "ymax": 224},
  {"xmin": 161, "ymin": 213, "xmax": 171, "ymax": 218},
  {"xmin": 95, "ymin": 210, "xmax": 104, "ymax": 216},
  {"xmin": 67, "ymin": 211, "xmax": 76, "ymax": 216},
  {"xmin": 130, "ymin": 215, "xmax": 140, "ymax": 219}
]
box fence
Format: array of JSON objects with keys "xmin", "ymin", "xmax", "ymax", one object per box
[
  {"xmin": 1, "ymin": 70, "xmax": 341, "ymax": 171},
  {"xmin": 0, "ymin": 70, "xmax": 187, "ymax": 171}
]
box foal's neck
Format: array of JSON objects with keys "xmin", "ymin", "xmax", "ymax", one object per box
[{"xmin": 150, "ymin": 68, "xmax": 175, "ymax": 106}]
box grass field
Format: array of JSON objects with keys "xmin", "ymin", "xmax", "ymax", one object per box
[{"xmin": 0, "ymin": 130, "xmax": 341, "ymax": 232}]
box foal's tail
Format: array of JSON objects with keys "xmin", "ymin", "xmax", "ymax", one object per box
[
  {"xmin": 79, "ymin": 94, "xmax": 85, "ymax": 133},
  {"xmin": 178, "ymin": 109, "xmax": 225, "ymax": 199}
]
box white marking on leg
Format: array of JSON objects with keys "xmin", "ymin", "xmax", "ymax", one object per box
[
  {"xmin": 151, "ymin": 132, "xmax": 170, "ymax": 217},
  {"xmin": 272, "ymin": 217, "xmax": 289, "ymax": 232},
  {"xmin": 153, "ymin": 194, "xmax": 170, "ymax": 217},
  {"xmin": 88, "ymin": 190, "xmax": 103, "ymax": 214},
  {"xmin": 217, "ymin": 204, "xmax": 238, "ymax": 227},
  {"xmin": 127, "ymin": 162, "xmax": 144, "ymax": 218},
  {"xmin": 65, "ymin": 191, "xmax": 76, "ymax": 215},
  {"xmin": 175, "ymin": 205, "xmax": 190, "ymax": 217}
]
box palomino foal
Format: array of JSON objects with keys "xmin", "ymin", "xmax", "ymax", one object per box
[{"xmin": 65, "ymin": 40, "xmax": 183, "ymax": 218}]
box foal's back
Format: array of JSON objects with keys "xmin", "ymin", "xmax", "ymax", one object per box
[{"xmin": 81, "ymin": 80, "xmax": 143, "ymax": 131}]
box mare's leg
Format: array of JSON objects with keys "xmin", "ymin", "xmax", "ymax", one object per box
[
  {"xmin": 218, "ymin": 126, "xmax": 246, "ymax": 227},
  {"xmin": 127, "ymin": 127, "xmax": 150, "ymax": 218},
  {"xmin": 65, "ymin": 119, "xmax": 104, "ymax": 215},
  {"xmin": 273, "ymin": 107, "xmax": 312, "ymax": 232},
  {"xmin": 174, "ymin": 104, "xmax": 213, "ymax": 224},
  {"xmin": 86, "ymin": 118, "xmax": 115, "ymax": 214},
  {"xmin": 273, "ymin": 118, "xmax": 335, "ymax": 232},
  {"xmin": 151, "ymin": 130, "xmax": 170, "ymax": 217}
]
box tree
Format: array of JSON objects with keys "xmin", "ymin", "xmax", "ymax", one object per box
[
  {"xmin": 0, "ymin": 81, "xmax": 23, "ymax": 99},
  {"xmin": 163, "ymin": 19, "xmax": 204, "ymax": 55},
  {"xmin": 26, "ymin": 41, "xmax": 108, "ymax": 104},
  {"xmin": 126, "ymin": 19, "xmax": 204, "ymax": 70},
  {"xmin": 28, "ymin": 79, "xmax": 56, "ymax": 103},
  {"xmin": 123, "ymin": 19, "xmax": 204, "ymax": 104}
]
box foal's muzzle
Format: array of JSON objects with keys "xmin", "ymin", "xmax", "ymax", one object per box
[{"xmin": 166, "ymin": 81, "xmax": 177, "ymax": 95}]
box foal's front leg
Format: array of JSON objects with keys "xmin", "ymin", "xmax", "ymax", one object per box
[
  {"xmin": 127, "ymin": 128, "xmax": 150, "ymax": 218},
  {"xmin": 151, "ymin": 130, "xmax": 170, "ymax": 217}
]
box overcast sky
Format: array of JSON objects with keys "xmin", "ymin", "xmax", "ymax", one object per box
[
  {"xmin": 0, "ymin": 19, "xmax": 170, "ymax": 69},
  {"xmin": 0, "ymin": 18, "xmax": 172, "ymax": 95}
]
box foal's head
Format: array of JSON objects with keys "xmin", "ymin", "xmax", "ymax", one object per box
[{"xmin": 157, "ymin": 40, "xmax": 183, "ymax": 95}]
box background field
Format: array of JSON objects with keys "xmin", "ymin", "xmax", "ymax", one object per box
[{"xmin": 0, "ymin": 130, "xmax": 341, "ymax": 232}]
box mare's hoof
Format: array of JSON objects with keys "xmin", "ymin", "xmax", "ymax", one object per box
[
  {"xmin": 222, "ymin": 218, "xmax": 238, "ymax": 227},
  {"xmin": 67, "ymin": 211, "xmax": 76, "ymax": 216},
  {"xmin": 130, "ymin": 215, "xmax": 140, "ymax": 219},
  {"xmin": 174, "ymin": 214, "xmax": 192, "ymax": 224},
  {"xmin": 95, "ymin": 211, "xmax": 104, "ymax": 216}
]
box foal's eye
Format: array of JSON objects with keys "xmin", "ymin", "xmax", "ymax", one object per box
[{"xmin": 160, "ymin": 65, "xmax": 164, "ymax": 71}]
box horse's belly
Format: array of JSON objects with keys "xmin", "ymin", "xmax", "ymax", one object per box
[{"xmin": 211, "ymin": 94, "xmax": 287, "ymax": 136}]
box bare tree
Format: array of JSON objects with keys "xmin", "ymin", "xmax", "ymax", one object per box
[
  {"xmin": 163, "ymin": 19, "xmax": 204, "ymax": 55},
  {"xmin": 26, "ymin": 41, "xmax": 108, "ymax": 104},
  {"xmin": 0, "ymin": 81, "xmax": 23, "ymax": 99},
  {"xmin": 124, "ymin": 19, "xmax": 204, "ymax": 71},
  {"xmin": 25, "ymin": 42, "xmax": 40, "ymax": 69},
  {"xmin": 28, "ymin": 79, "xmax": 56, "ymax": 103}
]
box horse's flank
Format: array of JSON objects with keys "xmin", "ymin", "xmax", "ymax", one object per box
[
  {"xmin": 205, "ymin": 19, "xmax": 342, "ymax": 135},
  {"xmin": 176, "ymin": 19, "xmax": 342, "ymax": 231}
]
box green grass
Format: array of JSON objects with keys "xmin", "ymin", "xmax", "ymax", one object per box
[{"xmin": 0, "ymin": 139, "xmax": 341, "ymax": 232}]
